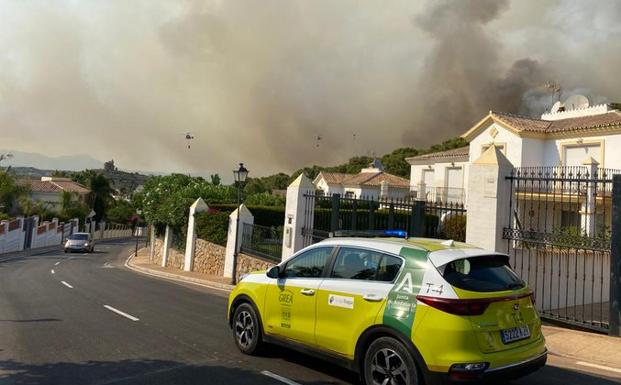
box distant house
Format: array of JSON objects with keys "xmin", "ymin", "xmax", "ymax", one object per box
[
  {"xmin": 407, "ymin": 99, "xmax": 621, "ymax": 206},
  {"xmin": 313, "ymin": 160, "xmax": 410, "ymax": 199},
  {"xmin": 17, "ymin": 177, "xmax": 90, "ymax": 209}
]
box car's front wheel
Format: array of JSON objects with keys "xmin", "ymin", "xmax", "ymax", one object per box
[
  {"xmin": 232, "ymin": 303, "xmax": 263, "ymax": 355},
  {"xmin": 363, "ymin": 337, "xmax": 419, "ymax": 385}
]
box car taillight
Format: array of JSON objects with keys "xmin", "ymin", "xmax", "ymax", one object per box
[
  {"xmin": 416, "ymin": 295, "xmax": 492, "ymax": 316},
  {"xmin": 416, "ymin": 292, "xmax": 534, "ymax": 316}
]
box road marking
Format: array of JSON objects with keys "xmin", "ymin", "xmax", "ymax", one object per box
[
  {"xmin": 54, "ymin": 261, "xmax": 61, "ymax": 266},
  {"xmin": 260, "ymin": 371, "xmax": 302, "ymax": 385},
  {"xmin": 51, "ymin": 269, "xmax": 55, "ymax": 274},
  {"xmin": 576, "ymin": 361, "xmax": 621, "ymax": 374},
  {"xmin": 103, "ymin": 305, "xmax": 139, "ymax": 321},
  {"xmin": 61, "ymin": 281, "xmax": 73, "ymax": 289}
]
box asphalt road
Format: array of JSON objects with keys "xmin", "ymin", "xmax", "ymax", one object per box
[{"xmin": 0, "ymin": 239, "xmax": 619, "ymax": 385}]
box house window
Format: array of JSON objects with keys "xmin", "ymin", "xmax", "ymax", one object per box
[
  {"xmin": 316, "ymin": 189, "xmax": 325, "ymax": 197},
  {"xmin": 344, "ymin": 191, "xmax": 355, "ymax": 199},
  {"xmin": 421, "ymin": 169, "xmax": 434, "ymax": 186},
  {"xmin": 481, "ymin": 143, "xmax": 506, "ymax": 155},
  {"xmin": 563, "ymin": 144, "xmax": 601, "ymax": 167}
]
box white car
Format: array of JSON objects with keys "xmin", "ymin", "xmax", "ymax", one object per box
[{"xmin": 64, "ymin": 232, "xmax": 95, "ymax": 253}]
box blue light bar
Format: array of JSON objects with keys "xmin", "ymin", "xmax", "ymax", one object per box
[
  {"xmin": 330, "ymin": 230, "xmax": 408, "ymax": 239},
  {"xmin": 383, "ymin": 230, "xmax": 408, "ymax": 238}
]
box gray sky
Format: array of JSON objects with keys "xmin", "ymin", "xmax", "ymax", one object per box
[{"xmin": 1, "ymin": 0, "xmax": 620, "ymax": 177}]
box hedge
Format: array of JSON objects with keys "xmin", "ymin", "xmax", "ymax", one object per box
[
  {"xmin": 195, "ymin": 211, "xmax": 230, "ymax": 246},
  {"xmin": 440, "ymin": 215, "xmax": 466, "ymax": 242},
  {"xmin": 207, "ymin": 204, "xmax": 285, "ymax": 227}
]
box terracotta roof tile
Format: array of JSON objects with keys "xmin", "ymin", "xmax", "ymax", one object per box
[
  {"xmin": 343, "ymin": 172, "xmax": 410, "ymax": 188},
  {"xmin": 51, "ymin": 180, "xmax": 90, "ymax": 194},
  {"xmin": 16, "ymin": 179, "xmax": 90, "ymax": 194},
  {"xmin": 17, "ymin": 179, "xmax": 62, "ymax": 193},
  {"xmin": 406, "ymin": 146, "xmax": 469, "ymax": 163},
  {"xmin": 317, "ymin": 172, "xmax": 350, "ymax": 184},
  {"xmin": 490, "ymin": 111, "xmax": 621, "ymax": 134}
]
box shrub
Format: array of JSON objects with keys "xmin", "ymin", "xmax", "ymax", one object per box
[
  {"xmin": 441, "ymin": 215, "xmax": 466, "ymax": 242},
  {"xmin": 207, "ymin": 204, "xmax": 285, "ymax": 227},
  {"xmin": 195, "ymin": 211, "xmax": 230, "ymax": 246}
]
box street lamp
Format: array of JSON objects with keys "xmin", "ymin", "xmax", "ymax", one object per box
[
  {"xmin": 135, "ymin": 209, "xmax": 143, "ymax": 257},
  {"xmin": 232, "ymin": 163, "xmax": 249, "ymax": 285}
]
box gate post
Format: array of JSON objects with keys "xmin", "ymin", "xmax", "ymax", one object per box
[
  {"xmin": 410, "ymin": 200, "xmax": 426, "ymax": 237},
  {"xmin": 184, "ymin": 198, "xmax": 208, "ymax": 272},
  {"xmin": 465, "ymin": 145, "xmax": 514, "ymax": 252},
  {"xmin": 609, "ymin": 174, "xmax": 621, "ymax": 337},
  {"xmin": 281, "ymin": 174, "xmax": 315, "ymax": 261},
  {"xmin": 330, "ymin": 194, "xmax": 341, "ymax": 233}
]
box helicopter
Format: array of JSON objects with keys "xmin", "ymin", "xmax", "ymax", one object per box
[{"xmin": 185, "ymin": 133, "xmax": 194, "ymax": 149}]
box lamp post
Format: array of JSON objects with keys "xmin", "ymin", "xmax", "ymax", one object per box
[
  {"xmin": 135, "ymin": 209, "xmax": 143, "ymax": 257},
  {"xmin": 232, "ymin": 163, "xmax": 249, "ymax": 285}
]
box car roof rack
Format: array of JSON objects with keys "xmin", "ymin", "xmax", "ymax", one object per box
[{"xmin": 329, "ymin": 230, "xmax": 408, "ymax": 239}]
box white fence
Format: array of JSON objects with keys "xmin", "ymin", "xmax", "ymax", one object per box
[{"xmin": 0, "ymin": 217, "xmax": 133, "ymax": 255}]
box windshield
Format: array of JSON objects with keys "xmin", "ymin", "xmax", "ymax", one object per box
[
  {"xmin": 442, "ymin": 255, "xmax": 524, "ymax": 292},
  {"xmin": 69, "ymin": 234, "xmax": 89, "ymax": 241}
]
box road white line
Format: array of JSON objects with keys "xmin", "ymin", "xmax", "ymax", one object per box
[
  {"xmin": 54, "ymin": 261, "xmax": 61, "ymax": 266},
  {"xmin": 103, "ymin": 305, "xmax": 139, "ymax": 321},
  {"xmin": 61, "ymin": 281, "xmax": 73, "ymax": 289},
  {"xmin": 51, "ymin": 269, "xmax": 55, "ymax": 274},
  {"xmin": 576, "ymin": 361, "xmax": 621, "ymax": 374},
  {"xmin": 260, "ymin": 371, "xmax": 302, "ymax": 385}
]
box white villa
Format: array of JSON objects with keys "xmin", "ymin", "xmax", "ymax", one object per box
[
  {"xmin": 313, "ymin": 159, "xmax": 410, "ymax": 200},
  {"xmin": 407, "ymin": 99, "xmax": 621, "ymax": 206},
  {"xmin": 16, "ymin": 177, "xmax": 90, "ymax": 210}
]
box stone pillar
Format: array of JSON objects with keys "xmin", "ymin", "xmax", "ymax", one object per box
[
  {"xmin": 281, "ymin": 174, "xmax": 316, "ymax": 261},
  {"xmin": 581, "ymin": 156, "xmax": 599, "ymax": 237},
  {"xmin": 184, "ymin": 198, "xmax": 208, "ymax": 272},
  {"xmin": 161, "ymin": 225, "xmax": 172, "ymax": 267},
  {"xmin": 465, "ymin": 145, "xmax": 514, "ymax": 252},
  {"xmin": 224, "ymin": 204, "xmax": 254, "ymax": 279}
]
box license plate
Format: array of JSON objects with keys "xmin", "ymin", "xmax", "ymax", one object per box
[{"xmin": 501, "ymin": 325, "xmax": 530, "ymax": 344}]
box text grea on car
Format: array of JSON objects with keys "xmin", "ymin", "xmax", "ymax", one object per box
[
  {"xmin": 64, "ymin": 232, "xmax": 94, "ymax": 253},
  {"xmin": 227, "ymin": 234, "xmax": 546, "ymax": 385}
]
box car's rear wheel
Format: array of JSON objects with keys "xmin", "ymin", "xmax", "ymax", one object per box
[
  {"xmin": 232, "ymin": 303, "xmax": 263, "ymax": 355},
  {"xmin": 363, "ymin": 337, "xmax": 418, "ymax": 385}
]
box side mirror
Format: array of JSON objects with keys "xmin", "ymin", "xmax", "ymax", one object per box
[{"xmin": 266, "ymin": 266, "xmax": 280, "ymax": 279}]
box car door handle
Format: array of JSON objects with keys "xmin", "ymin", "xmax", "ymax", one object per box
[
  {"xmin": 363, "ymin": 294, "xmax": 384, "ymax": 302},
  {"xmin": 300, "ymin": 288, "xmax": 315, "ymax": 296}
]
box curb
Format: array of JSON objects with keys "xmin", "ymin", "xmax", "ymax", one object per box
[{"xmin": 124, "ymin": 251, "xmax": 234, "ymax": 293}]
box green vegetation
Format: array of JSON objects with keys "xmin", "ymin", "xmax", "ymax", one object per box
[
  {"xmin": 244, "ymin": 192, "xmax": 286, "ymax": 207},
  {"xmin": 290, "ymin": 137, "xmax": 468, "ymax": 181},
  {"xmin": 134, "ymin": 174, "xmax": 236, "ymax": 242},
  {"xmin": 195, "ymin": 211, "xmax": 230, "ymax": 246},
  {"xmin": 72, "ymin": 170, "xmax": 114, "ymax": 222},
  {"xmin": 0, "ymin": 171, "xmax": 26, "ymax": 214},
  {"xmin": 440, "ymin": 215, "xmax": 467, "ymax": 242}
]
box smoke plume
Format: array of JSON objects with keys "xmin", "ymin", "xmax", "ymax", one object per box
[{"xmin": 0, "ymin": 0, "xmax": 620, "ymax": 177}]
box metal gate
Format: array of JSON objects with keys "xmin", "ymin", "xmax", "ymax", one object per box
[
  {"xmin": 503, "ymin": 166, "xmax": 617, "ymax": 332},
  {"xmin": 301, "ymin": 193, "xmax": 466, "ymax": 247}
]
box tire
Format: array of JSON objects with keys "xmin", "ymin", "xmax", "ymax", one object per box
[
  {"xmin": 232, "ymin": 303, "xmax": 263, "ymax": 355},
  {"xmin": 363, "ymin": 337, "xmax": 419, "ymax": 385},
  {"xmin": 64, "ymin": 249, "xmax": 68, "ymax": 253}
]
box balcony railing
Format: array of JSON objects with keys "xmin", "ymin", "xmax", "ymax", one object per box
[{"xmin": 411, "ymin": 186, "xmax": 465, "ymax": 204}]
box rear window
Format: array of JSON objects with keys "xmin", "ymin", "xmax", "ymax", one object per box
[
  {"xmin": 69, "ymin": 234, "xmax": 89, "ymax": 240},
  {"xmin": 442, "ymin": 255, "xmax": 524, "ymax": 292}
]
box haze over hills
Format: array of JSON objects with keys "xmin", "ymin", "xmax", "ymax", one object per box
[{"xmin": 0, "ymin": 149, "xmax": 103, "ymax": 171}]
